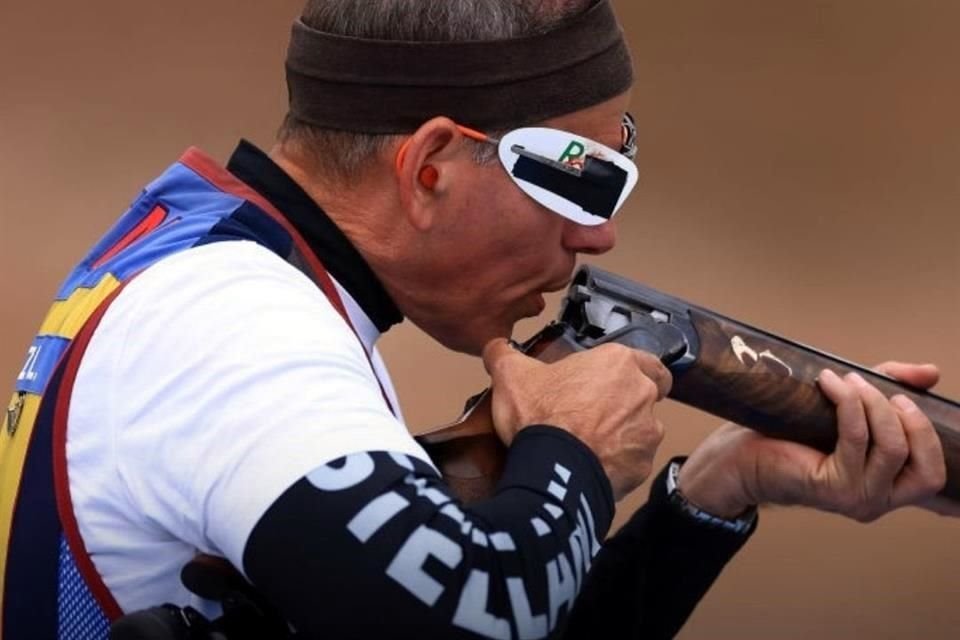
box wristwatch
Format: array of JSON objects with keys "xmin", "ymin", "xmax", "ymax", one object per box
[{"xmin": 665, "ymin": 460, "xmax": 757, "ymax": 535}]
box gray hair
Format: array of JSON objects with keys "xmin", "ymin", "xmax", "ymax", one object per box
[{"xmin": 277, "ymin": 0, "xmax": 594, "ymax": 182}]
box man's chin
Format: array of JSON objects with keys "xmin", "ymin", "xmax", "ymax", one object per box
[
  {"xmin": 532, "ymin": 292, "xmax": 547, "ymax": 315},
  {"xmin": 426, "ymin": 306, "xmax": 542, "ymax": 356},
  {"xmin": 436, "ymin": 325, "xmax": 512, "ymax": 357},
  {"xmin": 514, "ymin": 292, "xmax": 546, "ymax": 321}
]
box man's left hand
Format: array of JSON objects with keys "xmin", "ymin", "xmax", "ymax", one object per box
[{"xmin": 677, "ymin": 361, "xmax": 953, "ymax": 521}]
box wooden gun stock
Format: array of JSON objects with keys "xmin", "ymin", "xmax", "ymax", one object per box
[
  {"xmin": 417, "ymin": 328, "xmax": 579, "ymax": 503},
  {"xmin": 417, "ymin": 266, "xmax": 960, "ymax": 504}
]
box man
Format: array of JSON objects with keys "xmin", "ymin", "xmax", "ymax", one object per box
[{"xmin": 0, "ymin": 1, "xmax": 949, "ymax": 638}]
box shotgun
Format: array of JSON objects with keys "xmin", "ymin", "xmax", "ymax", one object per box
[{"xmin": 417, "ymin": 265, "xmax": 960, "ymax": 504}]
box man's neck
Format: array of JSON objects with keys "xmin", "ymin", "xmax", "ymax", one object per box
[{"xmin": 266, "ymin": 143, "xmax": 420, "ymax": 325}]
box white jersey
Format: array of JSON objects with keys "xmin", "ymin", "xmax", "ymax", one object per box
[{"xmin": 66, "ymin": 240, "xmax": 433, "ymax": 616}]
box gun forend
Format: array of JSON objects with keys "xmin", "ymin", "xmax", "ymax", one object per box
[{"xmin": 560, "ymin": 265, "xmax": 960, "ymax": 501}]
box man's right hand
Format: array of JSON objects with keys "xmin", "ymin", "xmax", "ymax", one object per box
[{"xmin": 482, "ymin": 338, "xmax": 672, "ymax": 501}]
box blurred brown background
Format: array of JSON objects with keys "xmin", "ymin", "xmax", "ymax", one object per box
[{"xmin": 1, "ymin": 1, "xmax": 957, "ymax": 637}]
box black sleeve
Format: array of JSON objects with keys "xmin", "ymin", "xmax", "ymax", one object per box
[
  {"xmin": 561, "ymin": 458, "xmax": 756, "ymax": 640},
  {"xmin": 242, "ymin": 425, "xmax": 616, "ymax": 639}
]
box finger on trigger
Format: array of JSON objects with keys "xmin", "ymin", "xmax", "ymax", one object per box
[{"xmin": 633, "ymin": 350, "xmax": 673, "ymax": 399}]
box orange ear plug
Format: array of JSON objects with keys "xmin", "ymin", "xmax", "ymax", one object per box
[{"xmin": 419, "ymin": 166, "xmax": 439, "ymax": 189}]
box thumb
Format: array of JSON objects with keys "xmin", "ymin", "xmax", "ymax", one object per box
[
  {"xmin": 482, "ymin": 338, "xmax": 524, "ymax": 377},
  {"xmin": 873, "ymin": 361, "xmax": 940, "ymax": 390}
]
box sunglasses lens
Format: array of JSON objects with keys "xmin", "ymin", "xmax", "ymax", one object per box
[{"xmin": 497, "ymin": 128, "xmax": 639, "ymax": 226}]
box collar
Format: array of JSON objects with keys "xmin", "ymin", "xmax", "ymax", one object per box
[{"xmin": 226, "ymin": 140, "xmax": 403, "ymax": 334}]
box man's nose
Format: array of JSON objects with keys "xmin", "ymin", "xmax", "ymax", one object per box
[{"xmin": 561, "ymin": 219, "xmax": 617, "ymax": 255}]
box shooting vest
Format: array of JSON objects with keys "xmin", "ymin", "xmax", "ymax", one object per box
[{"xmin": 0, "ymin": 148, "xmax": 355, "ymax": 639}]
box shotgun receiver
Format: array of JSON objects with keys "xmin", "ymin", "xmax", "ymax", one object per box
[{"xmin": 417, "ymin": 265, "xmax": 960, "ymax": 503}]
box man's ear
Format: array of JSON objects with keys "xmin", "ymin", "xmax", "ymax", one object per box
[{"xmin": 394, "ymin": 117, "xmax": 466, "ymax": 231}]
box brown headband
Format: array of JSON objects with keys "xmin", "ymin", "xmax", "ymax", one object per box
[{"xmin": 285, "ymin": 0, "xmax": 633, "ymax": 133}]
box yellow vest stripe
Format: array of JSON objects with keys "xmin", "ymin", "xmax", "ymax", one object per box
[
  {"xmin": 38, "ymin": 274, "xmax": 122, "ymax": 340},
  {"xmin": 0, "ymin": 393, "xmax": 42, "ymax": 634},
  {"xmin": 0, "ymin": 274, "xmax": 121, "ymax": 636}
]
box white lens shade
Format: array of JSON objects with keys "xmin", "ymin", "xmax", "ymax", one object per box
[{"xmin": 497, "ymin": 127, "xmax": 638, "ymax": 226}]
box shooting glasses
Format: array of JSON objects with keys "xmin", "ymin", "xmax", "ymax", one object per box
[{"xmin": 397, "ymin": 113, "xmax": 639, "ymax": 227}]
